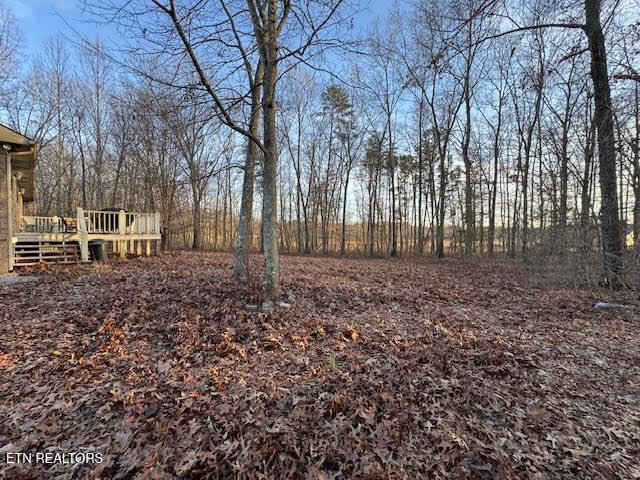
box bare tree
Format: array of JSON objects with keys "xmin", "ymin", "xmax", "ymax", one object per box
[{"xmin": 0, "ymin": 2, "xmax": 20, "ymax": 89}]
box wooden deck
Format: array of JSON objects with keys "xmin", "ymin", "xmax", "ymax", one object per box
[{"xmin": 12, "ymin": 208, "xmax": 161, "ymax": 266}]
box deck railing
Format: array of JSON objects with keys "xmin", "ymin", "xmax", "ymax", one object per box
[
  {"xmin": 15, "ymin": 208, "xmax": 161, "ymax": 265},
  {"xmin": 20, "ymin": 209, "xmax": 160, "ymax": 236},
  {"xmin": 21, "ymin": 216, "xmax": 75, "ymax": 233},
  {"xmin": 84, "ymin": 210, "xmax": 118, "ymax": 234},
  {"xmin": 83, "ymin": 210, "xmax": 160, "ymax": 235}
]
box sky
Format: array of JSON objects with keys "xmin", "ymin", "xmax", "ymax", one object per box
[
  {"xmin": 7, "ymin": 0, "xmax": 391, "ymax": 58},
  {"xmin": 6, "ymin": 0, "xmax": 85, "ymax": 51}
]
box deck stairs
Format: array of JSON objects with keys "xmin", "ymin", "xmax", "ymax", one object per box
[{"xmin": 13, "ymin": 240, "xmax": 82, "ymax": 266}]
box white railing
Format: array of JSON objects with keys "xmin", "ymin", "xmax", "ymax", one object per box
[
  {"xmin": 125, "ymin": 212, "xmax": 160, "ymax": 235},
  {"xmin": 83, "ymin": 210, "xmax": 160, "ymax": 235},
  {"xmin": 84, "ymin": 210, "xmax": 120, "ymax": 234},
  {"xmin": 21, "ymin": 215, "xmax": 74, "ymax": 233},
  {"xmin": 20, "ymin": 210, "xmax": 160, "ymax": 236}
]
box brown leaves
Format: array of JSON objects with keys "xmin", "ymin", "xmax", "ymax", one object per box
[
  {"xmin": 217, "ymin": 329, "xmax": 246, "ymax": 358},
  {"xmin": 526, "ymin": 406, "xmax": 551, "ymax": 423},
  {"xmin": 97, "ymin": 316, "xmax": 128, "ymax": 355},
  {"xmin": 0, "ymin": 252, "xmax": 639, "ymax": 479},
  {"xmin": 344, "ymin": 325, "xmax": 359, "ymax": 341}
]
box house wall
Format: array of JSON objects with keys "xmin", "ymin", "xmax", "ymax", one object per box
[{"xmin": 0, "ymin": 152, "xmax": 10, "ymax": 273}]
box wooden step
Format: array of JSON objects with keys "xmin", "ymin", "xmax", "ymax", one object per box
[{"xmin": 13, "ymin": 241, "xmax": 82, "ymax": 266}]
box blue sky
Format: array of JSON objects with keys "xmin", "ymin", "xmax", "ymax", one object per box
[
  {"xmin": 8, "ymin": 0, "xmax": 391, "ymax": 57},
  {"xmin": 7, "ymin": 0, "xmax": 84, "ymax": 51}
]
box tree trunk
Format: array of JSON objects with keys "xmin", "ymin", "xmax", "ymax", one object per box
[
  {"xmin": 388, "ymin": 116, "xmax": 397, "ymax": 257},
  {"xmin": 581, "ymin": 107, "xmax": 595, "ymax": 232},
  {"xmin": 633, "ymin": 82, "xmax": 640, "ymax": 248},
  {"xmin": 436, "ymin": 152, "xmax": 447, "ymax": 258},
  {"xmin": 584, "ymin": 0, "xmax": 623, "ymax": 287},
  {"xmin": 340, "ymin": 162, "xmax": 351, "ymax": 256},
  {"xmin": 463, "ymin": 102, "xmax": 474, "ymax": 255},
  {"xmin": 260, "ymin": 3, "xmax": 280, "ymax": 298},
  {"xmin": 558, "ymin": 114, "xmax": 570, "ymax": 253},
  {"xmin": 488, "ymin": 100, "xmax": 502, "ymax": 256},
  {"xmin": 233, "ymin": 63, "xmax": 263, "ymax": 280},
  {"xmin": 462, "ymin": 34, "xmax": 475, "ymax": 256},
  {"xmin": 522, "ymin": 87, "xmax": 543, "ymax": 255},
  {"xmin": 192, "ymin": 193, "xmax": 202, "ymax": 250},
  {"xmin": 417, "ymin": 100, "xmax": 424, "ymax": 254}
]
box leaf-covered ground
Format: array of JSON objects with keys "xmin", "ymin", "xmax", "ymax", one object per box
[{"xmin": 1, "ymin": 252, "xmax": 639, "ymax": 479}]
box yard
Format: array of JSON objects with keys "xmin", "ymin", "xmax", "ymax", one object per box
[{"xmin": 1, "ymin": 252, "xmax": 638, "ymax": 479}]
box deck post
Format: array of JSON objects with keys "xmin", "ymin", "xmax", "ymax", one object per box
[
  {"xmin": 154, "ymin": 212, "xmax": 161, "ymax": 256},
  {"xmin": 118, "ymin": 210, "xmax": 126, "ymax": 235},
  {"xmin": 145, "ymin": 240, "xmax": 151, "ymax": 257},
  {"xmin": 77, "ymin": 207, "xmax": 89, "ymax": 262},
  {"xmin": 118, "ymin": 209, "xmax": 127, "ymax": 259}
]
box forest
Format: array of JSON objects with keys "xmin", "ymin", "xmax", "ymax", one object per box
[
  {"xmin": 1, "ymin": 0, "xmax": 639, "ymax": 290},
  {"xmin": 0, "ymin": 0, "xmax": 639, "ymax": 478}
]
